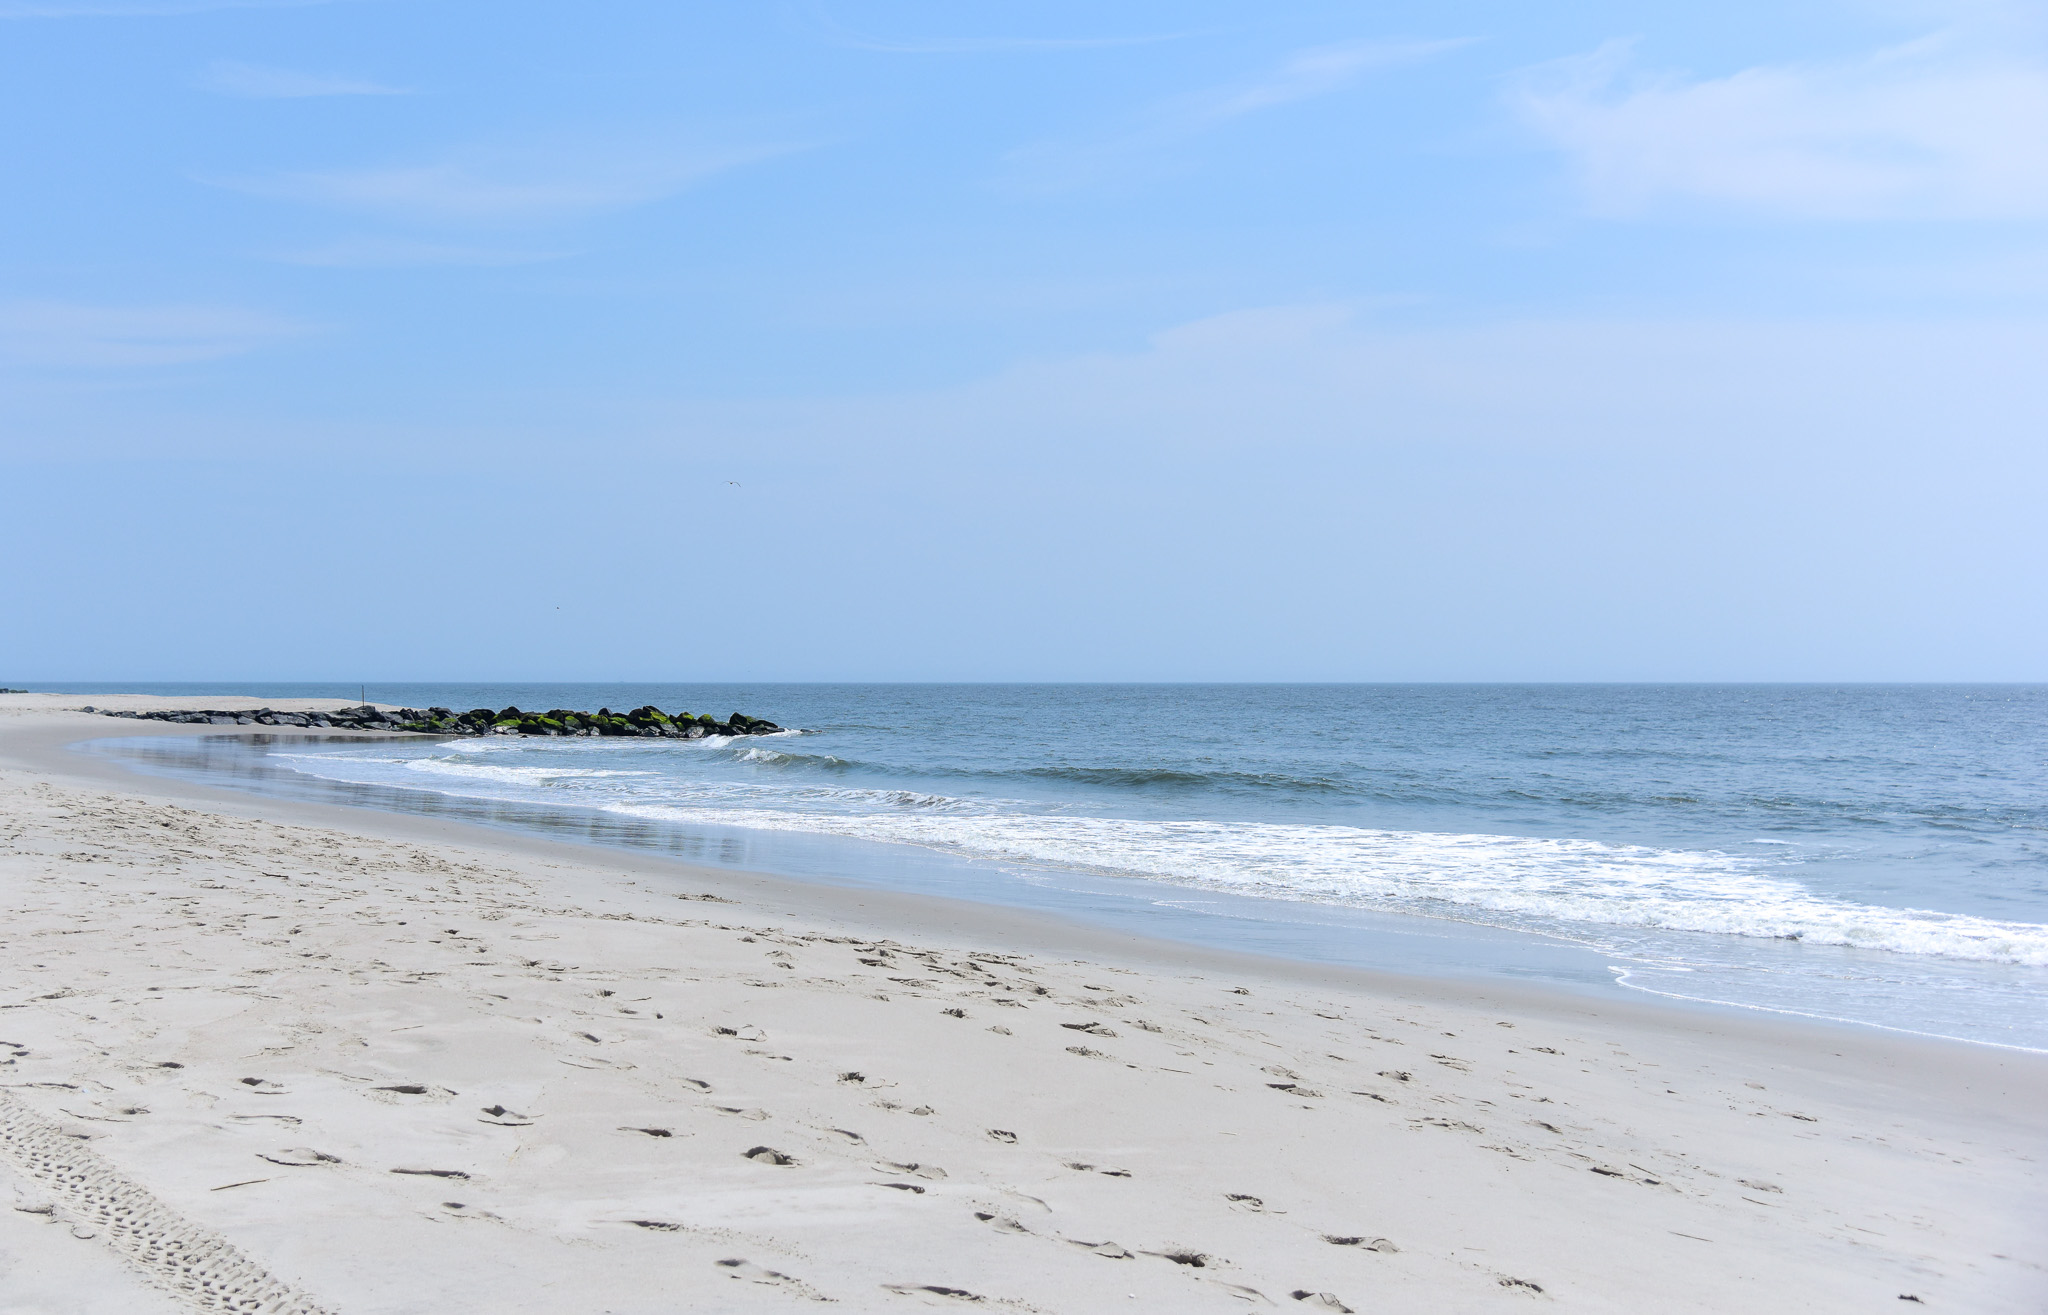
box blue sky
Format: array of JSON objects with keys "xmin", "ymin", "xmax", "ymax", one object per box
[{"xmin": 3, "ymin": 0, "xmax": 2045, "ymax": 681}]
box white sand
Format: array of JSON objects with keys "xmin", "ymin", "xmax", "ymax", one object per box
[{"xmin": 1, "ymin": 695, "xmax": 2043, "ymax": 1314}]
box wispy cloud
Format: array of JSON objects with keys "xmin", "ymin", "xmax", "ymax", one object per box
[
  {"xmin": 0, "ymin": 0, "xmax": 331, "ymax": 16},
  {"xmin": 1192, "ymin": 39, "xmax": 1466, "ymax": 122},
  {"xmin": 197, "ymin": 59, "xmax": 406, "ymax": 99},
  {"xmin": 211, "ymin": 135, "xmax": 806, "ymax": 225},
  {"xmin": 1000, "ymin": 38, "xmax": 1470, "ymax": 193},
  {"xmin": 782, "ymin": 4, "xmax": 1198, "ymax": 54},
  {"xmin": 1515, "ymin": 34, "xmax": 2048, "ymax": 219},
  {"xmin": 0, "ymin": 301, "xmax": 306, "ymax": 367},
  {"xmin": 266, "ymin": 237, "xmax": 569, "ymax": 267}
]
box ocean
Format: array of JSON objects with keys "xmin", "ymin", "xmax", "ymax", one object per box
[{"xmin": 61, "ymin": 682, "xmax": 2048, "ymax": 1051}]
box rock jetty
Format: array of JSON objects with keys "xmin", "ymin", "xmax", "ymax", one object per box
[{"xmin": 86, "ymin": 705, "xmax": 786, "ymax": 738}]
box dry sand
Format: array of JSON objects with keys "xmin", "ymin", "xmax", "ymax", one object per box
[{"xmin": 1, "ymin": 694, "xmax": 2042, "ymax": 1314}]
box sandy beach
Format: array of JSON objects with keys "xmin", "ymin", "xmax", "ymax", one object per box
[{"xmin": 1, "ymin": 694, "xmax": 2042, "ymax": 1315}]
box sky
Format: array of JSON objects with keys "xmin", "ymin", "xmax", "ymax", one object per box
[{"xmin": 2, "ymin": 0, "xmax": 2045, "ymax": 682}]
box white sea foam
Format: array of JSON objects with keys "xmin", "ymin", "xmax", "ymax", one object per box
[
  {"xmin": 263, "ymin": 746, "xmax": 2048, "ymax": 968},
  {"xmin": 603, "ymin": 803, "xmax": 2048, "ymax": 966},
  {"xmin": 400, "ymin": 760, "xmax": 656, "ymax": 786}
]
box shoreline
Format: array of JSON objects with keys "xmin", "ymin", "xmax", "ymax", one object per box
[
  {"xmin": 10, "ymin": 699, "xmax": 1725, "ymax": 1032},
  {"xmin": 69, "ymin": 704, "xmax": 2048, "ymax": 1056},
  {"xmin": 29, "ymin": 696, "xmax": 2007, "ymax": 1051},
  {"xmin": 3, "ymin": 694, "xmax": 2045, "ymax": 1312}
]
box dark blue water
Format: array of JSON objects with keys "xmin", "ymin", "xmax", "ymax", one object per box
[{"xmin": 53, "ymin": 683, "xmax": 2048, "ymax": 1049}]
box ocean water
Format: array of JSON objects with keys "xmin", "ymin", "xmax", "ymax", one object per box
[{"xmin": 59, "ymin": 683, "xmax": 2048, "ymax": 1050}]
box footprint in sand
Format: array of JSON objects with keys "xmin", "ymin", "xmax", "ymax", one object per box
[
  {"xmin": 478, "ymin": 1104, "xmax": 535, "ymax": 1126},
  {"xmin": 257, "ymin": 1148, "xmax": 340, "ymax": 1167},
  {"xmin": 744, "ymin": 1146, "xmax": 797, "ymax": 1165},
  {"xmin": 621, "ymin": 1126, "xmax": 674, "ymax": 1137},
  {"xmin": 1068, "ymin": 1239, "xmax": 1133, "ymax": 1259},
  {"xmin": 876, "ymin": 1161, "xmax": 946, "ymax": 1180},
  {"xmin": 1267, "ymin": 1083, "xmax": 1323, "ymax": 1098},
  {"xmin": 716, "ymin": 1106, "xmax": 771, "ymax": 1121},
  {"xmin": 972, "ymin": 1212, "xmax": 1030, "ymax": 1234},
  {"xmin": 1322, "ymin": 1235, "xmax": 1398, "ymax": 1252},
  {"xmin": 882, "ymin": 1284, "xmax": 986, "ymax": 1303},
  {"xmin": 714, "ymin": 1025, "xmax": 767, "ymax": 1042},
  {"xmin": 720, "ymin": 1253, "xmax": 798, "ymax": 1286},
  {"xmin": 237, "ymin": 1077, "xmax": 287, "ymax": 1094},
  {"xmin": 1063, "ymin": 1162, "xmax": 1133, "ymax": 1178},
  {"xmin": 440, "ymin": 1202, "xmax": 506, "ymax": 1222},
  {"xmin": 368, "ymin": 1083, "xmax": 455, "ymax": 1104},
  {"xmin": 1290, "ymin": 1292, "xmax": 1353, "ymax": 1312},
  {"xmin": 716, "ymin": 1258, "xmax": 820, "ymax": 1297}
]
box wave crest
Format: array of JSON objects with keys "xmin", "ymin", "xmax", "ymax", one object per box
[{"xmin": 602, "ymin": 804, "xmax": 2048, "ymax": 967}]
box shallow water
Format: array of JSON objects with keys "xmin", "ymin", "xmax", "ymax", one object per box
[{"xmin": 64, "ymin": 682, "xmax": 2048, "ymax": 1050}]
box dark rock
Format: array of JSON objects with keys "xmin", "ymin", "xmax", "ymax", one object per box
[{"xmin": 88, "ymin": 701, "xmax": 791, "ymax": 741}]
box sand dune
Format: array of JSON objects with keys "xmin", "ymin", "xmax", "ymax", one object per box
[{"xmin": 1, "ymin": 696, "xmax": 2043, "ymax": 1313}]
